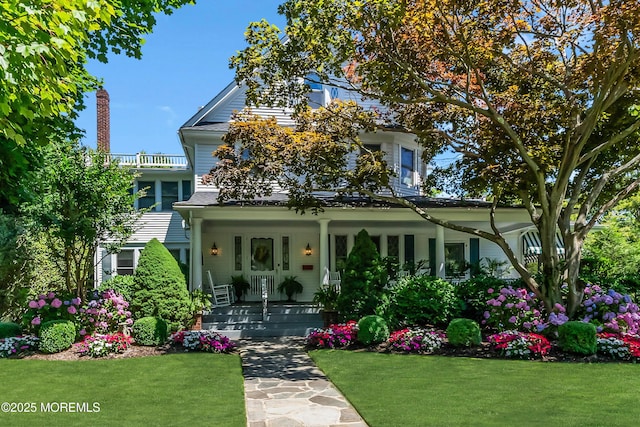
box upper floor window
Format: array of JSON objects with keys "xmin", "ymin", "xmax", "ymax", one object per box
[
  {"xmin": 182, "ymin": 180, "xmax": 192, "ymax": 201},
  {"xmin": 138, "ymin": 181, "xmax": 155, "ymax": 209},
  {"xmin": 162, "ymin": 181, "xmax": 178, "ymax": 211},
  {"xmin": 401, "ymin": 147, "xmax": 415, "ymax": 187},
  {"xmin": 304, "ymin": 73, "xmax": 325, "ymax": 107}
]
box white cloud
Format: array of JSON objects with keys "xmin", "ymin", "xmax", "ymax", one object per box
[{"xmin": 158, "ymin": 105, "xmax": 177, "ymax": 126}]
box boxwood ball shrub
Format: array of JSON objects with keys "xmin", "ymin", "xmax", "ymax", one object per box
[
  {"xmin": 357, "ymin": 315, "xmax": 389, "ymax": 345},
  {"xmin": 130, "ymin": 238, "xmax": 193, "ymax": 331},
  {"xmin": 132, "ymin": 316, "xmax": 168, "ymax": 346},
  {"xmin": 0, "ymin": 322, "xmax": 22, "ymax": 338},
  {"xmin": 380, "ymin": 275, "xmax": 459, "ymax": 328},
  {"xmin": 446, "ymin": 318, "xmax": 482, "ymax": 347},
  {"xmin": 38, "ymin": 320, "xmax": 76, "ymax": 354},
  {"xmin": 558, "ymin": 321, "xmax": 597, "ymax": 355}
]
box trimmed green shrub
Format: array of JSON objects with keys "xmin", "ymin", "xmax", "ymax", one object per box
[
  {"xmin": 338, "ymin": 229, "xmax": 388, "ymax": 321},
  {"xmin": 446, "ymin": 318, "xmax": 482, "ymax": 347},
  {"xmin": 132, "ymin": 316, "xmax": 168, "ymax": 346},
  {"xmin": 130, "ymin": 238, "xmax": 193, "ymax": 331},
  {"xmin": 378, "ymin": 275, "xmax": 460, "ymax": 328},
  {"xmin": 0, "ymin": 322, "xmax": 22, "ymax": 338},
  {"xmin": 99, "ymin": 274, "xmax": 135, "ymax": 302},
  {"xmin": 38, "ymin": 320, "xmax": 75, "ymax": 354},
  {"xmin": 558, "ymin": 321, "xmax": 597, "ymax": 355},
  {"xmin": 357, "ymin": 315, "xmax": 390, "ymax": 346}
]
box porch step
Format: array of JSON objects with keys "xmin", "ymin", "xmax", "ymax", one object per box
[{"xmin": 202, "ymin": 303, "xmax": 324, "ymax": 339}]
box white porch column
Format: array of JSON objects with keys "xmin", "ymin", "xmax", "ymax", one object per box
[
  {"xmin": 435, "ymin": 225, "xmax": 446, "ymax": 278},
  {"xmin": 192, "ymin": 217, "xmax": 203, "ymax": 291},
  {"xmin": 318, "ymin": 219, "xmax": 330, "ymax": 279}
]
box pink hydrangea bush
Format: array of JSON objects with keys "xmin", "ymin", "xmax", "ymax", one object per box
[
  {"xmin": 306, "ymin": 321, "xmax": 358, "ymax": 349},
  {"xmin": 75, "ymin": 333, "xmax": 132, "ymax": 358},
  {"xmin": 170, "ymin": 330, "xmax": 236, "ymax": 353},
  {"xmin": 482, "ymin": 287, "xmax": 547, "ymax": 333},
  {"xmin": 23, "ymin": 291, "xmax": 82, "ymax": 331},
  {"xmin": 78, "ymin": 289, "xmax": 133, "ymax": 336},
  {"xmin": 388, "ymin": 328, "xmax": 445, "ymax": 353},
  {"xmin": 488, "ymin": 331, "xmax": 551, "ymax": 359}
]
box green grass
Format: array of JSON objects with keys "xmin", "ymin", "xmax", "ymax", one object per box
[
  {"xmin": 0, "ymin": 353, "xmax": 245, "ymax": 426},
  {"xmin": 310, "ymin": 351, "xmax": 640, "ymax": 427}
]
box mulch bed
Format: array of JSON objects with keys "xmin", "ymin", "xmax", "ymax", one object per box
[
  {"xmin": 15, "ymin": 339, "xmax": 626, "ymax": 363},
  {"xmin": 357, "ymin": 341, "xmax": 622, "ymax": 363},
  {"xmin": 21, "ymin": 344, "xmax": 177, "ymax": 361}
]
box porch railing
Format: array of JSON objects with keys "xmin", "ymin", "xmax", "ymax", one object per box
[{"xmin": 106, "ymin": 153, "xmax": 188, "ymax": 168}]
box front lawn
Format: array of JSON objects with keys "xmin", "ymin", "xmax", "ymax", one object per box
[
  {"xmin": 311, "ymin": 351, "xmax": 640, "ymax": 426},
  {"xmin": 0, "ymin": 353, "xmax": 245, "ymax": 426}
]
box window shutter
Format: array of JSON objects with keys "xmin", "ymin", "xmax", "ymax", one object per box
[
  {"xmin": 470, "ymin": 238, "xmax": 480, "ymax": 276},
  {"xmin": 428, "ymin": 238, "xmax": 436, "ymax": 274}
]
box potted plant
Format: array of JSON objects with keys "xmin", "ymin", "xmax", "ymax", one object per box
[
  {"xmin": 277, "ymin": 275, "xmax": 304, "ymax": 302},
  {"xmin": 231, "ymin": 275, "xmax": 250, "ymax": 302},
  {"xmin": 190, "ymin": 289, "xmax": 212, "ymax": 330},
  {"xmin": 313, "ymin": 284, "xmax": 340, "ymax": 326}
]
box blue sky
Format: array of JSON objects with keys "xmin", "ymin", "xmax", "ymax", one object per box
[{"xmin": 75, "ymin": 1, "xmax": 285, "ymax": 154}]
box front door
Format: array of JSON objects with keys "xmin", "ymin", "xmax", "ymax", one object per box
[{"xmin": 247, "ymin": 236, "xmax": 284, "ymax": 301}]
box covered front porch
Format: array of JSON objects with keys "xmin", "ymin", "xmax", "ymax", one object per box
[{"xmin": 175, "ymin": 196, "xmax": 535, "ymax": 302}]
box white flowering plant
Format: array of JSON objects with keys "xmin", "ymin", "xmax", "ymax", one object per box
[{"xmin": 0, "ymin": 335, "xmax": 39, "ymax": 358}]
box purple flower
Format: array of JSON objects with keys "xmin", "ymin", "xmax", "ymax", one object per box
[
  {"xmin": 508, "ymin": 316, "xmax": 517, "ymax": 323},
  {"xmin": 72, "ymin": 297, "xmax": 81, "ymax": 306},
  {"xmin": 28, "ymin": 300, "xmax": 38, "ymax": 309},
  {"xmin": 31, "ymin": 316, "xmax": 41, "ymax": 326},
  {"xmin": 67, "ymin": 306, "xmax": 77, "ymax": 315},
  {"xmin": 51, "ymin": 298, "xmax": 62, "ymax": 308},
  {"xmin": 47, "ymin": 292, "xmax": 55, "ymax": 299},
  {"xmin": 37, "ymin": 299, "xmax": 46, "ymax": 308}
]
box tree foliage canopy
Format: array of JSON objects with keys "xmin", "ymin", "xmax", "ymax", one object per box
[
  {"xmin": 211, "ymin": 0, "xmax": 640, "ymax": 316},
  {"xmin": 25, "ymin": 144, "xmax": 142, "ymax": 297},
  {"xmin": 0, "ymin": 0, "xmax": 193, "ymax": 209}
]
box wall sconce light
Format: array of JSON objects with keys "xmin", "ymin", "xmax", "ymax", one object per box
[
  {"xmin": 305, "ymin": 243, "xmax": 312, "ymax": 256},
  {"xmin": 210, "ymin": 242, "xmax": 219, "ymax": 256}
]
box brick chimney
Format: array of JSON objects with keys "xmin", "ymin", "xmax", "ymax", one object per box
[{"xmin": 96, "ymin": 88, "xmax": 110, "ymax": 152}]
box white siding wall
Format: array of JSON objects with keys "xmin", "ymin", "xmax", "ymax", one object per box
[
  {"xmin": 194, "ymin": 143, "xmax": 220, "ymax": 192},
  {"xmin": 128, "ymin": 211, "xmax": 189, "ymax": 244}
]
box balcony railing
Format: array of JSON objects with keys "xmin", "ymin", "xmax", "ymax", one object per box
[{"xmin": 107, "ymin": 153, "xmax": 188, "ymax": 168}]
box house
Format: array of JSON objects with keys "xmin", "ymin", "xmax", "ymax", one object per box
[{"xmin": 96, "ymin": 77, "xmax": 545, "ymax": 302}]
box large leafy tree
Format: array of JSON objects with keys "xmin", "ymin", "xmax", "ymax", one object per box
[
  {"xmin": 0, "ymin": 0, "xmax": 193, "ymax": 210},
  {"xmin": 26, "ymin": 143, "xmax": 143, "ymax": 297},
  {"xmin": 208, "ymin": 0, "xmax": 640, "ymax": 317}
]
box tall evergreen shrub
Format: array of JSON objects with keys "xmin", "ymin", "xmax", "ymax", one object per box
[
  {"xmin": 130, "ymin": 238, "xmax": 193, "ymax": 331},
  {"xmin": 337, "ymin": 229, "xmax": 387, "ymax": 320}
]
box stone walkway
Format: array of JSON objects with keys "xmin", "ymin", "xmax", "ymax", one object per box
[{"xmin": 239, "ymin": 337, "xmax": 368, "ymax": 427}]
